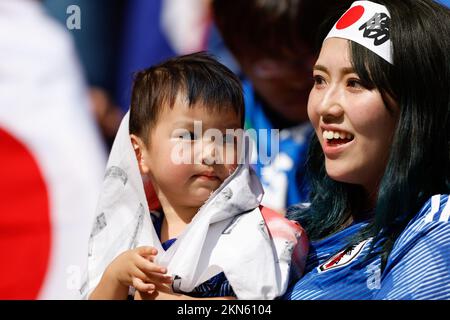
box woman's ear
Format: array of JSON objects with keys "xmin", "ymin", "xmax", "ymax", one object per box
[{"xmin": 130, "ymin": 134, "xmax": 150, "ymax": 174}]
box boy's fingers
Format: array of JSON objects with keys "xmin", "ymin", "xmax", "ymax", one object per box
[
  {"xmin": 141, "ymin": 271, "xmax": 173, "ymax": 285},
  {"xmin": 132, "ymin": 267, "xmax": 153, "ymax": 284},
  {"xmin": 134, "ymin": 261, "xmax": 173, "ymax": 285},
  {"xmin": 132, "ymin": 266, "xmax": 171, "ymax": 289},
  {"xmin": 136, "ymin": 256, "xmax": 167, "ymax": 274},
  {"xmin": 132, "ymin": 277, "xmax": 155, "ymax": 293},
  {"xmin": 136, "ymin": 246, "xmax": 158, "ymax": 257}
]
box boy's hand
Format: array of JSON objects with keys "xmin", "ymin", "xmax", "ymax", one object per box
[
  {"xmin": 135, "ymin": 283, "xmax": 181, "ymax": 300},
  {"xmin": 105, "ymin": 246, "xmax": 173, "ymax": 294}
]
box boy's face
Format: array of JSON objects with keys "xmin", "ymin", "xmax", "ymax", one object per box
[{"xmin": 134, "ymin": 94, "xmax": 242, "ymax": 209}]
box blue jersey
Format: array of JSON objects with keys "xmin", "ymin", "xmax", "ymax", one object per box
[{"xmin": 284, "ymin": 194, "xmax": 450, "ymax": 300}]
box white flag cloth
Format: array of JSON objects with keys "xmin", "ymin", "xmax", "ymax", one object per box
[
  {"xmin": 83, "ymin": 112, "xmax": 308, "ymax": 300},
  {"xmin": 0, "ymin": 0, "xmax": 106, "ymax": 299}
]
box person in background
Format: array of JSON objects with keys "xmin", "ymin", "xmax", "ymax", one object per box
[{"xmin": 212, "ymin": 0, "xmax": 353, "ymax": 212}]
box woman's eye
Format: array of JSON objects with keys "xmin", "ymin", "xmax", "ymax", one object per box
[
  {"xmin": 347, "ymin": 79, "xmax": 365, "ymax": 89},
  {"xmin": 313, "ymin": 75, "xmax": 326, "ymax": 87}
]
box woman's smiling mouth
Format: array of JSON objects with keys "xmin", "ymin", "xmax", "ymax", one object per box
[{"xmin": 321, "ymin": 127, "xmax": 355, "ymax": 158}]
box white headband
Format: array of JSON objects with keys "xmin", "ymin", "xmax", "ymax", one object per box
[{"xmin": 325, "ymin": 1, "xmax": 393, "ymax": 64}]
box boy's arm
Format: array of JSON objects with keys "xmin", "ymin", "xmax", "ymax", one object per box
[
  {"xmin": 135, "ymin": 287, "xmax": 236, "ymax": 300},
  {"xmin": 89, "ymin": 268, "xmax": 130, "ymax": 300},
  {"xmin": 88, "ymin": 246, "xmax": 171, "ymax": 300}
]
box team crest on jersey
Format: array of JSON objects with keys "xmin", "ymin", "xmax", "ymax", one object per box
[{"xmin": 317, "ymin": 239, "xmax": 370, "ymax": 273}]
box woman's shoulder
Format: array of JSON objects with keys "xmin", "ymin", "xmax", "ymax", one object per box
[
  {"xmin": 394, "ymin": 194, "xmax": 449, "ymax": 247},
  {"xmin": 415, "ymin": 194, "xmax": 449, "ymax": 224},
  {"xmin": 376, "ymin": 194, "xmax": 450, "ymax": 299},
  {"xmin": 385, "ymin": 194, "xmax": 450, "ymax": 269}
]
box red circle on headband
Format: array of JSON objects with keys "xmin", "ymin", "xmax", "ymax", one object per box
[{"xmin": 336, "ymin": 5, "xmax": 365, "ymax": 30}]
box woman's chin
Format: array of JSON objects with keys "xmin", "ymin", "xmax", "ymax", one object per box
[{"xmin": 326, "ymin": 170, "xmax": 353, "ymax": 185}]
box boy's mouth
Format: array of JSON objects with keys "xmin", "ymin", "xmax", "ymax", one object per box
[{"xmin": 193, "ymin": 171, "xmax": 220, "ymax": 181}]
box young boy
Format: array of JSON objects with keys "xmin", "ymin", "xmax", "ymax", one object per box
[{"xmin": 81, "ymin": 52, "xmax": 308, "ymax": 300}]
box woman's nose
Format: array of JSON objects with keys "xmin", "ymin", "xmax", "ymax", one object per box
[{"xmin": 317, "ymin": 86, "xmax": 345, "ymax": 120}]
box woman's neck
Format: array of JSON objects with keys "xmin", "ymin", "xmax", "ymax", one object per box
[{"xmin": 347, "ymin": 186, "xmax": 377, "ymax": 225}]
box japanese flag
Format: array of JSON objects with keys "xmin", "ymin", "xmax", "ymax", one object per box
[{"xmin": 0, "ymin": 1, "xmax": 106, "ymax": 299}]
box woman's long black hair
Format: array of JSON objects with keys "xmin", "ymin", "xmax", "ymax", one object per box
[{"xmin": 288, "ymin": 0, "xmax": 450, "ymax": 269}]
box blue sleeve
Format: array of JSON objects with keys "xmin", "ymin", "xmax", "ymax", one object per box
[
  {"xmin": 375, "ymin": 195, "xmax": 450, "ymax": 300},
  {"xmin": 189, "ymin": 272, "xmax": 236, "ymax": 298}
]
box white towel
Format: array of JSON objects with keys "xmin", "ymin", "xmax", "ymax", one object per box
[{"xmin": 81, "ymin": 112, "xmax": 307, "ymax": 300}]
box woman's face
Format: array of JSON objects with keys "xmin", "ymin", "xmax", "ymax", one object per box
[{"xmin": 308, "ymin": 38, "xmax": 398, "ymax": 195}]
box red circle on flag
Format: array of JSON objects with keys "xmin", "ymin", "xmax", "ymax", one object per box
[
  {"xmin": 336, "ymin": 5, "xmax": 365, "ymax": 30},
  {"xmin": 0, "ymin": 127, "xmax": 51, "ymax": 299}
]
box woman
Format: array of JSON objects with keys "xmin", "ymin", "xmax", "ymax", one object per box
[{"xmin": 285, "ymin": 0, "xmax": 449, "ymax": 299}]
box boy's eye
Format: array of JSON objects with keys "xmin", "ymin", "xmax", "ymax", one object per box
[{"xmin": 177, "ymin": 131, "xmax": 198, "ymax": 140}]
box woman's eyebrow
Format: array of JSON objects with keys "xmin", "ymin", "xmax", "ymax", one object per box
[
  {"xmin": 313, "ymin": 64, "xmax": 356, "ymax": 76},
  {"xmin": 341, "ymin": 67, "xmax": 356, "ymax": 75},
  {"xmin": 313, "ymin": 64, "xmax": 328, "ymax": 73}
]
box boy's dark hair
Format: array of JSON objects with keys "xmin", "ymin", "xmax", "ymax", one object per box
[
  {"xmin": 129, "ymin": 52, "xmax": 244, "ymax": 144},
  {"xmin": 212, "ymin": 0, "xmax": 353, "ymax": 60}
]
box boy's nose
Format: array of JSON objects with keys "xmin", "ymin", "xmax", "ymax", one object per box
[{"xmin": 201, "ymin": 140, "xmax": 218, "ymax": 165}]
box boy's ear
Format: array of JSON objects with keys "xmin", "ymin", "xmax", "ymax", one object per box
[{"xmin": 130, "ymin": 134, "xmax": 150, "ymax": 174}]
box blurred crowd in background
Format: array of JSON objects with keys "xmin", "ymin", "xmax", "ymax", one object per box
[
  {"xmin": 44, "ymin": 0, "xmax": 238, "ymax": 147},
  {"xmin": 0, "ymin": 0, "xmax": 448, "ymax": 300}
]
